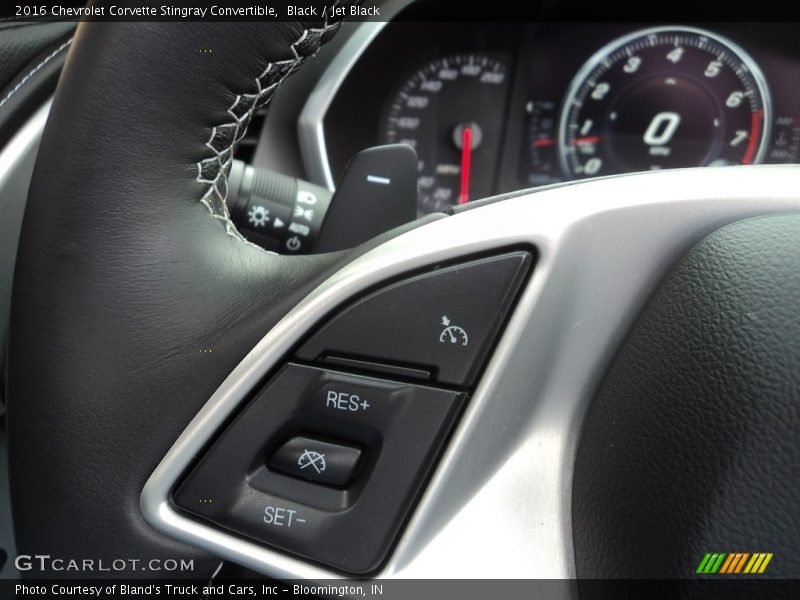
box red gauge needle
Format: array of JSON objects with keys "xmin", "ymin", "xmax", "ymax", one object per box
[
  {"xmin": 458, "ymin": 126, "xmax": 473, "ymax": 205},
  {"xmin": 572, "ymin": 135, "xmax": 601, "ymax": 145},
  {"xmin": 532, "ymin": 136, "xmax": 601, "ymax": 148},
  {"xmin": 532, "ymin": 138, "xmax": 557, "ymax": 148}
]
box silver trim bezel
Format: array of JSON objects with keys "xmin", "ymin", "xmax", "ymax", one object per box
[
  {"xmin": 0, "ymin": 101, "xmax": 50, "ymax": 367},
  {"xmin": 142, "ymin": 165, "xmax": 800, "ymax": 581},
  {"xmin": 298, "ymin": 0, "xmax": 415, "ymax": 190},
  {"xmin": 0, "ymin": 101, "xmax": 52, "ymax": 580}
]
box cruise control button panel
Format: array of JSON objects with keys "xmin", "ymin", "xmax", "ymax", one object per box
[
  {"xmin": 174, "ymin": 364, "xmax": 463, "ymax": 574},
  {"xmin": 172, "ymin": 252, "xmax": 532, "ymax": 574},
  {"xmin": 297, "ymin": 251, "xmax": 532, "ymax": 386},
  {"xmin": 269, "ymin": 435, "xmax": 362, "ymax": 487}
]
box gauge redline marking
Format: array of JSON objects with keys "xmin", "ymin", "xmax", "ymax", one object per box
[
  {"xmin": 743, "ymin": 109, "xmax": 763, "ymax": 165},
  {"xmin": 459, "ymin": 126, "xmax": 473, "ymax": 204}
]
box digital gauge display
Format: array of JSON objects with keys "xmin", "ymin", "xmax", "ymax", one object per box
[{"xmin": 558, "ymin": 27, "xmax": 771, "ymax": 178}]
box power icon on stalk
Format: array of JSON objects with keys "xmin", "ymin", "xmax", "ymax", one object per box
[
  {"xmin": 439, "ymin": 315, "xmax": 469, "ymax": 346},
  {"xmin": 286, "ymin": 236, "xmax": 302, "ymax": 252}
]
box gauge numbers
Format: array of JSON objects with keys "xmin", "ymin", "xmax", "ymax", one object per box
[
  {"xmin": 559, "ymin": 27, "xmax": 771, "ymax": 179},
  {"xmin": 382, "ymin": 53, "xmax": 512, "ymax": 214}
]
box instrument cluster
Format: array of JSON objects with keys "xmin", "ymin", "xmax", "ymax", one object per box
[{"xmin": 322, "ymin": 21, "xmax": 800, "ymax": 214}]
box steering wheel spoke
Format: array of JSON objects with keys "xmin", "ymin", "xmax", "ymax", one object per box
[{"xmin": 143, "ymin": 166, "xmax": 800, "ymax": 579}]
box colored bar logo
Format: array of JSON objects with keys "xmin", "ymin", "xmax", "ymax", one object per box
[{"xmin": 696, "ymin": 552, "xmax": 773, "ymax": 574}]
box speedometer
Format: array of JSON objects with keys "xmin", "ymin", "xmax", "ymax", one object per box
[
  {"xmin": 559, "ymin": 27, "xmax": 771, "ymax": 178},
  {"xmin": 381, "ymin": 52, "xmax": 512, "ymax": 214}
]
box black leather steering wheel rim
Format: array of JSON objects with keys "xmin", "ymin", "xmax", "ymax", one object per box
[
  {"xmin": 7, "ymin": 16, "xmax": 356, "ymax": 576},
  {"xmin": 573, "ymin": 213, "xmax": 800, "ymax": 581}
]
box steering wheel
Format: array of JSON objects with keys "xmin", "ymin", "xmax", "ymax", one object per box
[{"xmin": 6, "ymin": 16, "xmax": 800, "ymax": 584}]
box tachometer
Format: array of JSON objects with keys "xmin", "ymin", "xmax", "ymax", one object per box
[
  {"xmin": 559, "ymin": 27, "xmax": 771, "ymax": 178},
  {"xmin": 381, "ymin": 52, "xmax": 512, "ymax": 214}
]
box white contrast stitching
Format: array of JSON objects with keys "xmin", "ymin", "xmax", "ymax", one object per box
[
  {"xmin": 197, "ymin": 17, "xmax": 345, "ymax": 248},
  {"xmin": 0, "ymin": 38, "xmax": 72, "ymax": 109}
]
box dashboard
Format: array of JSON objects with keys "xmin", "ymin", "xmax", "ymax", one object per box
[{"xmin": 314, "ymin": 19, "xmax": 800, "ymax": 215}]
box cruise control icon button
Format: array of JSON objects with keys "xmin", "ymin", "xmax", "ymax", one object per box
[
  {"xmin": 439, "ymin": 315, "xmax": 469, "ymax": 346},
  {"xmin": 297, "ymin": 252, "xmax": 532, "ymax": 386},
  {"xmin": 297, "ymin": 449, "xmax": 326, "ymax": 473},
  {"xmin": 269, "ymin": 436, "xmax": 362, "ymax": 487}
]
